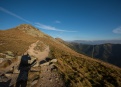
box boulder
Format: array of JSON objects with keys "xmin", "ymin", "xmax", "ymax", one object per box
[{"xmin": 5, "ymin": 51, "xmax": 14, "ymax": 57}]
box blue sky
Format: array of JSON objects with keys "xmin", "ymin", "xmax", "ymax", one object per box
[{"xmin": 0, "ymin": 0, "xmax": 121, "ymax": 40}]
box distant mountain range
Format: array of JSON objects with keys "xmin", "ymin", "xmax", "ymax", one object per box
[
  {"xmin": 67, "ymin": 42, "xmax": 121, "ymax": 67},
  {"xmin": 0, "ymin": 24, "xmax": 121, "ymax": 87},
  {"xmin": 70, "ymin": 40, "xmax": 121, "ymax": 45},
  {"xmin": 56, "ymin": 38, "xmax": 121, "ymax": 67}
]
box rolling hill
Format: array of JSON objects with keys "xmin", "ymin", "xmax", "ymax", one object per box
[{"xmin": 0, "ymin": 24, "xmax": 121, "ymax": 87}]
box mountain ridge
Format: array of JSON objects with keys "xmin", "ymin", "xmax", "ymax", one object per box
[
  {"xmin": 66, "ymin": 42, "xmax": 121, "ymax": 67},
  {"xmin": 0, "ymin": 24, "xmax": 121, "ymax": 87},
  {"xmin": 70, "ymin": 40, "xmax": 121, "ymax": 45}
]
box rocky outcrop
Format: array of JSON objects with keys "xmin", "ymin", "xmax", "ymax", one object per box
[
  {"xmin": 0, "ymin": 41, "xmax": 65, "ymax": 87},
  {"xmin": 16, "ymin": 24, "xmax": 51, "ymax": 38}
]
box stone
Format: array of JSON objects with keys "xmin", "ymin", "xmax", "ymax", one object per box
[
  {"xmin": 13, "ymin": 66, "xmax": 20, "ymax": 74},
  {"xmin": 5, "ymin": 51, "xmax": 14, "ymax": 57},
  {"xmin": 49, "ymin": 78, "xmax": 52, "ymax": 82},
  {"xmin": 31, "ymin": 80, "xmax": 38, "ymax": 86},
  {"xmin": 31, "ymin": 67, "xmax": 41, "ymax": 72},
  {"xmin": 40, "ymin": 62, "xmax": 50, "ymax": 66},
  {"xmin": 50, "ymin": 59, "xmax": 57, "ymax": 63},
  {"xmin": 0, "ymin": 58, "xmax": 4, "ymax": 63},
  {"xmin": 0, "ymin": 53, "xmax": 6, "ymax": 58},
  {"xmin": 5, "ymin": 55, "xmax": 14, "ymax": 59},
  {"xmin": 5, "ymin": 74, "xmax": 12, "ymax": 78},
  {"xmin": 50, "ymin": 65, "xmax": 58, "ymax": 71},
  {"xmin": 56, "ymin": 77, "xmax": 59, "ymax": 80}
]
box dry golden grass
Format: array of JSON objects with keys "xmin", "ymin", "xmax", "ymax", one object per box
[
  {"xmin": 0, "ymin": 29, "xmax": 37, "ymax": 55},
  {"xmin": 0, "ymin": 24, "xmax": 121, "ymax": 87}
]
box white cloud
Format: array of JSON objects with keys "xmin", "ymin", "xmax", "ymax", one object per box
[
  {"xmin": 113, "ymin": 26, "xmax": 121, "ymax": 34},
  {"xmin": 0, "ymin": 7, "xmax": 31, "ymax": 23},
  {"xmin": 55, "ymin": 20, "xmax": 61, "ymax": 23},
  {"xmin": 35, "ymin": 22, "xmax": 77, "ymax": 32}
]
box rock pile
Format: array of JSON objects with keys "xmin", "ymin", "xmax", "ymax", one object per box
[{"xmin": 0, "ymin": 41, "xmax": 65, "ymax": 87}]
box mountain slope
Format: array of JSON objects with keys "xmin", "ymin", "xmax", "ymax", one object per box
[
  {"xmin": 0, "ymin": 24, "xmax": 121, "ymax": 87},
  {"xmin": 67, "ymin": 42, "xmax": 121, "ymax": 67}
]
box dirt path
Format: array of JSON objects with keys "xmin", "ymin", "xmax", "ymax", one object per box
[
  {"xmin": 36, "ymin": 65, "xmax": 65, "ymax": 87},
  {"xmin": 0, "ymin": 41, "xmax": 65, "ymax": 87},
  {"xmin": 27, "ymin": 41, "xmax": 65, "ymax": 87},
  {"xmin": 27, "ymin": 40, "xmax": 50, "ymax": 62}
]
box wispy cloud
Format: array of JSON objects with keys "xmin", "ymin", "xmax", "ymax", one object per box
[
  {"xmin": 0, "ymin": 7, "xmax": 77, "ymax": 33},
  {"xmin": 35, "ymin": 22, "xmax": 77, "ymax": 32},
  {"xmin": 113, "ymin": 26, "xmax": 121, "ymax": 34},
  {"xmin": 0, "ymin": 7, "xmax": 31, "ymax": 23},
  {"xmin": 55, "ymin": 20, "xmax": 61, "ymax": 24}
]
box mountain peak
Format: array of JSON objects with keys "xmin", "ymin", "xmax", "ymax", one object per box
[
  {"xmin": 55, "ymin": 38, "xmax": 64, "ymax": 42},
  {"xmin": 16, "ymin": 24, "xmax": 39, "ymax": 32},
  {"xmin": 15, "ymin": 24, "xmax": 50, "ymax": 38}
]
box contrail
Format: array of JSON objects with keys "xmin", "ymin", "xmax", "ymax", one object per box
[
  {"xmin": 0, "ymin": 7, "xmax": 77, "ymax": 33},
  {"xmin": 0, "ymin": 7, "xmax": 32, "ymax": 24},
  {"xmin": 35, "ymin": 22, "xmax": 77, "ymax": 32}
]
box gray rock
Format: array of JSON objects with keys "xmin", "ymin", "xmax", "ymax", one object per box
[
  {"xmin": 13, "ymin": 66, "xmax": 20, "ymax": 74},
  {"xmin": 0, "ymin": 58, "xmax": 4, "ymax": 63},
  {"xmin": 5, "ymin": 51, "xmax": 14, "ymax": 57},
  {"xmin": 50, "ymin": 59, "xmax": 57, "ymax": 63},
  {"xmin": 5, "ymin": 55, "xmax": 14, "ymax": 59},
  {"xmin": 40, "ymin": 62, "xmax": 50, "ymax": 66}
]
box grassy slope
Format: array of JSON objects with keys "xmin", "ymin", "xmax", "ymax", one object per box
[
  {"xmin": 0, "ymin": 25, "xmax": 121, "ymax": 87},
  {"xmin": 0, "ymin": 29, "xmax": 37, "ymax": 55}
]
